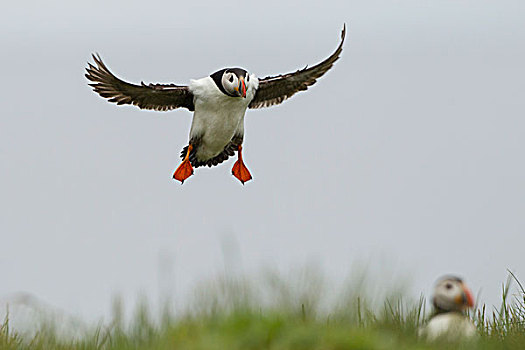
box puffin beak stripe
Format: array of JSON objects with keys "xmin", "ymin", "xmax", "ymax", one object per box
[{"xmin": 240, "ymin": 78, "xmax": 246, "ymax": 98}]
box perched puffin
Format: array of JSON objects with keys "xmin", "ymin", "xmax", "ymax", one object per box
[
  {"xmin": 85, "ymin": 26, "xmax": 346, "ymax": 184},
  {"xmin": 419, "ymin": 276, "xmax": 477, "ymax": 341}
]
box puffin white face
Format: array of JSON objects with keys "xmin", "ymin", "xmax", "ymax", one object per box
[
  {"xmin": 222, "ymin": 71, "xmax": 246, "ymax": 98},
  {"xmin": 211, "ymin": 68, "xmax": 249, "ymax": 98},
  {"xmin": 433, "ymin": 277, "xmax": 475, "ymax": 313}
]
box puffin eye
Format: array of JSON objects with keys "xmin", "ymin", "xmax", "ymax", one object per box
[
  {"xmin": 445, "ymin": 283, "xmax": 453, "ymax": 290},
  {"xmin": 229, "ymin": 75, "xmax": 234, "ymax": 83}
]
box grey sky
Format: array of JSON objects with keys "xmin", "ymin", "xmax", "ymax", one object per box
[{"xmin": 1, "ymin": 0, "xmax": 524, "ymax": 322}]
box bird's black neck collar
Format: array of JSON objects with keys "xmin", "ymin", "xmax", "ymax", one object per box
[{"xmin": 432, "ymin": 306, "xmax": 465, "ymax": 316}]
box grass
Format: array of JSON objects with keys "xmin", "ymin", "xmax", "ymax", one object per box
[{"xmin": 1, "ymin": 270, "xmax": 524, "ymax": 350}]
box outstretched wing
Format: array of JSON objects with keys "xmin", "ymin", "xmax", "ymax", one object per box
[
  {"xmin": 85, "ymin": 54, "xmax": 195, "ymax": 112},
  {"xmin": 249, "ymin": 25, "xmax": 346, "ymax": 109}
]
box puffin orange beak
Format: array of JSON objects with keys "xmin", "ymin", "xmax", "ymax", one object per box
[
  {"xmin": 239, "ymin": 77, "xmax": 246, "ymax": 98},
  {"xmin": 455, "ymin": 284, "xmax": 475, "ymax": 308},
  {"xmin": 463, "ymin": 285, "xmax": 475, "ymax": 308}
]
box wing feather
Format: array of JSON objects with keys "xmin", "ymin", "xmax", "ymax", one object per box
[
  {"xmin": 85, "ymin": 54, "xmax": 194, "ymax": 112},
  {"xmin": 249, "ymin": 25, "xmax": 346, "ymax": 109}
]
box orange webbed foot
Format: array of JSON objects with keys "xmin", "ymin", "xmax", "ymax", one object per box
[
  {"xmin": 173, "ymin": 144, "xmax": 194, "ymax": 184},
  {"xmin": 173, "ymin": 159, "xmax": 194, "ymax": 184},
  {"xmin": 232, "ymin": 145, "xmax": 252, "ymax": 185},
  {"xmin": 232, "ymin": 160, "xmax": 252, "ymax": 185}
]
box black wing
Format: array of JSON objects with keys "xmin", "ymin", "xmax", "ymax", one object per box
[
  {"xmin": 85, "ymin": 54, "xmax": 194, "ymax": 112},
  {"xmin": 249, "ymin": 25, "xmax": 346, "ymax": 109}
]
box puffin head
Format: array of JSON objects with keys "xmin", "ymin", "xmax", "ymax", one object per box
[
  {"xmin": 210, "ymin": 68, "xmax": 250, "ymax": 98},
  {"xmin": 432, "ymin": 276, "xmax": 475, "ymax": 314}
]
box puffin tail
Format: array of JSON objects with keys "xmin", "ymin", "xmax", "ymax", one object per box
[
  {"xmin": 180, "ymin": 145, "xmax": 191, "ymax": 160},
  {"xmin": 179, "ymin": 137, "xmax": 242, "ymax": 168}
]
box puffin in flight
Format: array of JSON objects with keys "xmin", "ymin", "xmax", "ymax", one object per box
[
  {"xmin": 86, "ymin": 26, "xmax": 346, "ymax": 184},
  {"xmin": 419, "ymin": 276, "xmax": 476, "ymax": 341}
]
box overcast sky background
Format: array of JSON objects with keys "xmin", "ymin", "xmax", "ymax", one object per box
[{"xmin": 1, "ymin": 0, "xmax": 524, "ymax": 324}]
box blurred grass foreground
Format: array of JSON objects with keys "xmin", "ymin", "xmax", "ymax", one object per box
[{"xmin": 1, "ymin": 269, "xmax": 524, "ymax": 350}]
